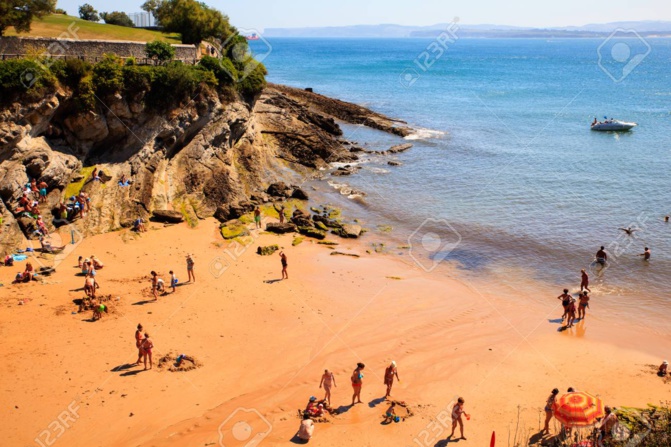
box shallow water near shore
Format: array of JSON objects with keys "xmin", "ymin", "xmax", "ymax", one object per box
[{"xmin": 259, "ymin": 37, "xmax": 671, "ymax": 331}]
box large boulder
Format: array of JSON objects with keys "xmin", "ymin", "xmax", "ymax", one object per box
[
  {"xmin": 291, "ymin": 209, "xmax": 313, "ymax": 227},
  {"xmin": 291, "ymin": 187, "xmax": 309, "ymax": 200},
  {"xmin": 298, "ymin": 226, "xmax": 326, "ymax": 240},
  {"xmin": 152, "ymin": 210, "xmax": 184, "ymax": 223},
  {"xmin": 313, "ymin": 214, "xmax": 342, "ymax": 229},
  {"xmin": 267, "ymin": 182, "xmax": 292, "ymax": 198},
  {"xmin": 333, "ymin": 224, "xmax": 362, "ymax": 238},
  {"xmin": 266, "ymin": 222, "xmax": 297, "ymax": 234},
  {"xmin": 64, "ymin": 111, "xmax": 109, "ymax": 143}
]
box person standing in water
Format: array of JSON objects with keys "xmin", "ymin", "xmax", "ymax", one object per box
[
  {"xmin": 595, "ymin": 246, "xmax": 608, "ymax": 265},
  {"xmin": 639, "ymin": 247, "xmax": 651, "ymax": 261},
  {"xmin": 384, "ymin": 361, "xmax": 400, "ymax": 398},
  {"xmin": 351, "ymin": 362, "xmax": 365, "ymax": 405},
  {"xmin": 580, "ymin": 269, "xmax": 591, "ymax": 293},
  {"xmin": 319, "ymin": 369, "xmax": 336, "ymax": 404},
  {"xmin": 280, "ymin": 251, "xmax": 288, "ymax": 280}
]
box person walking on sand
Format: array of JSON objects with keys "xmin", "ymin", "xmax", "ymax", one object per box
[
  {"xmin": 543, "ymin": 388, "xmax": 559, "ymax": 433},
  {"xmin": 280, "ymin": 251, "xmax": 288, "ymax": 280},
  {"xmin": 169, "ymin": 270, "xmax": 177, "ymax": 293},
  {"xmin": 558, "ymin": 289, "xmax": 571, "ymax": 320},
  {"xmin": 141, "ymin": 333, "xmax": 154, "ymax": 370},
  {"xmin": 639, "ymin": 247, "xmax": 651, "ymax": 261},
  {"xmin": 384, "ymin": 361, "xmax": 400, "ymax": 398},
  {"xmin": 320, "ymin": 369, "xmax": 336, "ymax": 404},
  {"xmin": 134, "ymin": 324, "xmax": 144, "ymax": 365},
  {"xmin": 150, "ymin": 271, "xmax": 159, "ymax": 300},
  {"xmin": 351, "ymin": 362, "xmax": 365, "ymax": 405},
  {"xmin": 254, "ymin": 206, "xmax": 262, "ymax": 229},
  {"xmin": 449, "ymin": 397, "xmax": 470, "ymax": 440},
  {"xmin": 578, "ymin": 291, "xmax": 590, "ymax": 320},
  {"xmin": 596, "ymin": 246, "xmax": 608, "ymax": 265},
  {"xmin": 580, "ymin": 269, "xmax": 591, "ymax": 293},
  {"xmin": 186, "ymin": 254, "xmax": 195, "ymax": 282}
]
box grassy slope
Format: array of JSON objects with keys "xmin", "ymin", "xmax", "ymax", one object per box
[{"xmin": 5, "ymin": 14, "xmax": 181, "ymax": 43}]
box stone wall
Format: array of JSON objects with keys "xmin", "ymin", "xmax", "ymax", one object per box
[{"xmin": 0, "ymin": 36, "xmax": 198, "ymax": 60}]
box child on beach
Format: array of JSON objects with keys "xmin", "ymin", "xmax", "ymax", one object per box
[
  {"xmin": 578, "ymin": 292, "xmax": 590, "ymax": 320},
  {"xmin": 92, "ymin": 301, "xmax": 107, "ymax": 321},
  {"xmin": 383, "ymin": 402, "xmax": 397, "ymax": 423},
  {"xmin": 449, "ymin": 397, "xmax": 470, "ymax": 440},
  {"xmin": 84, "ymin": 273, "xmax": 99, "ymax": 298},
  {"xmin": 280, "ymin": 251, "xmax": 288, "ymax": 280},
  {"xmin": 580, "ymin": 269, "xmax": 591, "ymax": 293},
  {"xmin": 170, "ymin": 270, "xmax": 177, "ymax": 293},
  {"xmin": 319, "ymin": 369, "xmax": 336, "ymax": 404}
]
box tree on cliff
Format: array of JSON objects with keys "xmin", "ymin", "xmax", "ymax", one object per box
[
  {"xmin": 78, "ymin": 3, "xmax": 99, "ymax": 22},
  {"xmin": 0, "ymin": 0, "xmax": 56, "ymax": 36},
  {"xmin": 154, "ymin": 0, "xmax": 233, "ymax": 45},
  {"xmin": 145, "ymin": 40, "xmax": 174, "ymax": 63},
  {"xmin": 100, "ymin": 11, "xmax": 134, "ymax": 27}
]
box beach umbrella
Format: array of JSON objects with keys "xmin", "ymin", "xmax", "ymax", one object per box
[{"xmin": 553, "ymin": 392, "xmax": 605, "ymax": 427}]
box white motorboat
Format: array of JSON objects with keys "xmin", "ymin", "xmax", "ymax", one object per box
[{"xmin": 591, "ymin": 119, "xmax": 637, "ymax": 131}]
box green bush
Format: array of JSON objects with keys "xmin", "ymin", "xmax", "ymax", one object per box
[
  {"xmin": 0, "ymin": 59, "xmax": 56, "ymax": 96},
  {"xmin": 237, "ymin": 63, "xmax": 267, "ymax": 97},
  {"xmin": 50, "ymin": 58, "xmax": 92, "ymax": 90},
  {"xmin": 122, "ymin": 65, "xmax": 155, "ymax": 95},
  {"xmin": 147, "ymin": 62, "xmax": 216, "ymax": 107},
  {"xmin": 92, "ymin": 54, "xmax": 124, "ymax": 96},
  {"xmin": 145, "ymin": 40, "xmax": 175, "ymax": 64},
  {"xmin": 199, "ymin": 55, "xmax": 237, "ymax": 86}
]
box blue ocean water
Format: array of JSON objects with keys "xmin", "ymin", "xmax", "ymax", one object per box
[{"xmin": 253, "ymin": 37, "xmax": 671, "ymax": 301}]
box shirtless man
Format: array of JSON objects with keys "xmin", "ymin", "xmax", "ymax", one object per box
[
  {"xmin": 639, "ymin": 247, "xmax": 651, "ymax": 261},
  {"xmin": 557, "ymin": 289, "xmax": 572, "ymax": 320},
  {"xmin": 578, "ymin": 291, "xmax": 590, "ymax": 320},
  {"xmin": 580, "ymin": 269, "xmax": 591, "ymax": 293},
  {"xmin": 319, "ymin": 369, "xmax": 336, "ymax": 404},
  {"xmin": 595, "ymin": 246, "xmax": 608, "ymax": 265},
  {"xmin": 84, "ymin": 273, "xmax": 99, "ymax": 298},
  {"xmin": 384, "ymin": 361, "xmax": 400, "ymax": 398},
  {"xmin": 254, "ymin": 206, "xmax": 262, "ymax": 229}
]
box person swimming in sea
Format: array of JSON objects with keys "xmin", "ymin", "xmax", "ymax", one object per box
[{"xmin": 595, "ymin": 246, "xmax": 608, "ymax": 265}]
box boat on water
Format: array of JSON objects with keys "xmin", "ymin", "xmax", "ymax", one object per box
[
  {"xmin": 246, "ymin": 34, "xmax": 260, "ymax": 41},
  {"xmin": 591, "ymin": 118, "xmax": 637, "ymax": 131}
]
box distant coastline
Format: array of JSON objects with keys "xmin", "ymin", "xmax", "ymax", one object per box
[{"xmin": 262, "ymin": 20, "xmax": 671, "ymax": 38}]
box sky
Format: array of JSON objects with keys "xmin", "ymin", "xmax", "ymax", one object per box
[{"xmin": 56, "ymin": 0, "xmax": 671, "ymax": 29}]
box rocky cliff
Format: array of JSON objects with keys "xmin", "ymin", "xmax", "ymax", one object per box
[{"xmin": 0, "ymin": 83, "xmax": 411, "ymax": 254}]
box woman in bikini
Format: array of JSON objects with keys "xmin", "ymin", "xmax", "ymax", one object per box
[
  {"xmin": 351, "ymin": 362, "xmax": 365, "ymax": 405},
  {"xmin": 543, "ymin": 388, "xmax": 559, "ymax": 433},
  {"xmin": 280, "ymin": 251, "xmax": 288, "ymax": 280},
  {"xmin": 186, "ymin": 255, "xmax": 195, "ymax": 282},
  {"xmin": 557, "ymin": 289, "xmax": 571, "ymax": 320},
  {"xmin": 319, "ymin": 369, "xmax": 336, "ymax": 404},
  {"xmin": 449, "ymin": 397, "xmax": 470, "ymax": 440},
  {"xmin": 141, "ymin": 333, "xmax": 154, "ymax": 370},
  {"xmin": 134, "ymin": 324, "xmax": 144, "ymax": 365},
  {"xmin": 578, "ymin": 292, "xmax": 590, "ymax": 320}
]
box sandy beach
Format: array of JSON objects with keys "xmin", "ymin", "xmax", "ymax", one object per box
[{"xmin": 1, "ymin": 216, "xmax": 670, "ymax": 447}]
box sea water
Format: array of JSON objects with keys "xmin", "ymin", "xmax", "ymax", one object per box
[{"xmin": 254, "ymin": 37, "xmax": 671, "ymax": 317}]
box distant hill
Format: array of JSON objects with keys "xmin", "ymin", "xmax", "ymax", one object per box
[
  {"xmin": 4, "ymin": 14, "xmax": 180, "ymax": 42},
  {"xmin": 264, "ymin": 21, "xmax": 671, "ymax": 38}
]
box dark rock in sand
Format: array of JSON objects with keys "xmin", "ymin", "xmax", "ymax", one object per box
[
  {"xmin": 291, "ymin": 187, "xmax": 309, "ymax": 200},
  {"xmin": 313, "ymin": 214, "xmax": 342, "ymax": 229},
  {"xmin": 333, "ymin": 224, "xmax": 362, "ymax": 238},
  {"xmin": 291, "ymin": 209, "xmax": 313, "ymax": 227},
  {"xmin": 257, "ymin": 245, "xmax": 279, "ymax": 256},
  {"xmin": 298, "ymin": 226, "xmax": 326, "ymax": 240},
  {"xmin": 152, "ymin": 210, "xmax": 184, "ymax": 223},
  {"xmin": 266, "ymin": 222, "xmax": 297, "ymax": 234}
]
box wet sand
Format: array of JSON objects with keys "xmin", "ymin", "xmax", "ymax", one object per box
[{"xmin": 1, "ymin": 218, "xmax": 670, "ymax": 447}]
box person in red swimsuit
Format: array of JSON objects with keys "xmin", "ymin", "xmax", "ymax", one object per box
[
  {"xmin": 580, "ymin": 269, "xmax": 591, "ymax": 293},
  {"xmin": 134, "ymin": 324, "xmax": 144, "ymax": 365},
  {"xmin": 141, "ymin": 333, "xmax": 154, "ymax": 370},
  {"xmin": 351, "ymin": 362, "xmax": 365, "ymax": 405}
]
